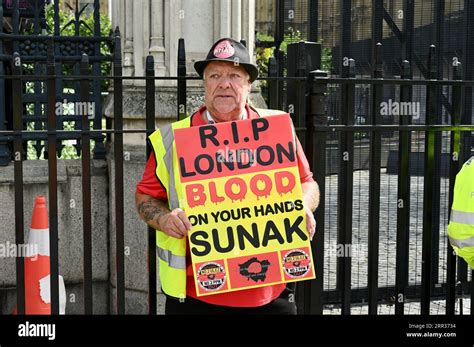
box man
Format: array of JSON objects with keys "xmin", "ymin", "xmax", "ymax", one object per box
[{"xmin": 135, "ymin": 38, "xmax": 319, "ymax": 314}]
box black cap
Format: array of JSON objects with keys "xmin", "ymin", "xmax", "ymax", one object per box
[{"xmin": 194, "ymin": 38, "xmax": 259, "ymax": 82}]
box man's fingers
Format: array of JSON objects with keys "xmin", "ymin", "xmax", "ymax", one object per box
[
  {"xmin": 305, "ymin": 208, "xmax": 316, "ymax": 241},
  {"xmin": 158, "ymin": 210, "xmax": 186, "ymax": 239},
  {"xmin": 177, "ymin": 210, "xmax": 193, "ymax": 231},
  {"xmin": 161, "ymin": 218, "xmax": 184, "ymax": 238},
  {"xmin": 165, "ymin": 228, "xmax": 184, "ymax": 239},
  {"xmin": 307, "ymin": 219, "xmax": 315, "ymax": 240},
  {"xmin": 170, "ymin": 208, "xmax": 191, "ymax": 235},
  {"xmin": 308, "ymin": 216, "xmax": 316, "ymax": 232},
  {"xmin": 170, "ymin": 217, "xmax": 188, "ymax": 236}
]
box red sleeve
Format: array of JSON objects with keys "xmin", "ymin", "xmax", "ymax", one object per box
[
  {"xmin": 135, "ymin": 152, "xmax": 168, "ymax": 201},
  {"xmin": 296, "ymin": 137, "xmax": 315, "ymax": 184}
]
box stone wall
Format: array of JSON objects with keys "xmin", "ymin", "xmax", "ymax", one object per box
[
  {"xmin": 107, "ymin": 145, "xmax": 165, "ymax": 314},
  {"xmin": 0, "ymin": 158, "xmax": 163, "ymax": 314}
]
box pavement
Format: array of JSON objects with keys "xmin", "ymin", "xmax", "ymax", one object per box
[{"xmin": 320, "ymin": 169, "xmax": 472, "ymax": 314}]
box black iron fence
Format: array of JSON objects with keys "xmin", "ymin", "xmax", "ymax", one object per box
[
  {"xmin": 257, "ymin": 0, "xmax": 474, "ymax": 314},
  {"xmin": 1, "ymin": 0, "xmax": 474, "ymax": 315},
  {"xmin": 1, "ymin": 32, "xmax": 473, "ymax": 315},
  {"xmin": 0, "ymin": 0, "xmax": 112, "ymax": 166}
]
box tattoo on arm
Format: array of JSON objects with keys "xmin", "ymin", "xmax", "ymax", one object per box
[{"xmin": 137, "ymin": 199, "xmax": 168, "ymax": 229}]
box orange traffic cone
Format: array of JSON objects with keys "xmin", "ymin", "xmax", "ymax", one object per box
[{"xmin": 14, "ymin": 195, "xmax": 66, "ymax": 314}]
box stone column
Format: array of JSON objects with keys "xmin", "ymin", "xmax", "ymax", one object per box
[
  {"xmin": 211, "ymin": 0, "xmax": 255, "ymax": 58},
  {"xmin": 105, "ymin": 0, "xmax": 262, "ymax": 314},
  {"xmin": 113, "ymin": 0, "xmax": 257, "ymax": 79},
  {"xmin": 149, "ymin": 0, "xmax": 166, "ymax": 77},
  {"xmin": 123, "ymin": 0, "xmax": 134, "ymax": 77},
  {"xmin": 106, "ymin": 0, "xmax": 262, "ymax": 146}
]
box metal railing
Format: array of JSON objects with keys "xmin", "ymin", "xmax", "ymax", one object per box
[
  {"xmin": 2, "ymin": 32, "xmax": 474, "ymax": 315},
  {"xmin": 0, "ymin": 0, "xmax": 113, "ymax": 165}
]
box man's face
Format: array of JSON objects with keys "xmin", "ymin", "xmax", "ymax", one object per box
[{"xmin": 203, "ymin": 61, "xmax": 252, "ymax": 122}]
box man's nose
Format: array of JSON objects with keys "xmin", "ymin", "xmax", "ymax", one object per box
[{"xmin": 218, "ymin": 76, "xmax": 232, "ymax": 88}]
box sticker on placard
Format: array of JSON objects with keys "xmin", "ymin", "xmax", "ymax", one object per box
[
  {"xmin": 197, "ymin": 262, "xmax": 226, "ymax": 291},
  {"xmin": 282, "ymin": 249, "xmax": 311, "ymax": 278}
]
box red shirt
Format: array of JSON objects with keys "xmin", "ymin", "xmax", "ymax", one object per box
[{"xmin": 136, "ymin": 104, "xmax": 315, "ymax": 307}]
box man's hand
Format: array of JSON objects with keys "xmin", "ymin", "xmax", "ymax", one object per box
[
  {"xmin": 304, "ymin": 205, "xmax": 316, "ymax": 241},
  {"xmin": 158, "ymin": 208, "xmax": 192, "ymax": 239},
  {"xmin": 135, "ymin": 192, "xmax": 192, "ymax": 239},
  {"xmin": 302, "ymin": 181, "xmax": 319, "ymax": 241}
]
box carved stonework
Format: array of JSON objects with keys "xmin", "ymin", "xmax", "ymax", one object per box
[
  {"xmin": 107, "ymin": 0, "xmax": 261, "ymax": 146},
  {"xmin": 104, "ymin": 85, "xmax": 265, "ymax": 127}
]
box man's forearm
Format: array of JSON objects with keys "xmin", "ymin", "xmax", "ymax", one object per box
[
  {"xmin": 135, "ymin": 192, "xmax": 170, "ymax": 230},
  {"xmin": 302, "ymin": 181, "xmax": 320, "ymax": 212}
]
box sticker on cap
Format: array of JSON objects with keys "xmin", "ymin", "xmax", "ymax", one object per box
[{"xmin": 213, "ymin": 40, "xmax": 235, "ymax": 59}]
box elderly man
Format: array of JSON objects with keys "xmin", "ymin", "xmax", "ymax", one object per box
[{"xmin": 135, "ymin": 38, "xmax": 319, "ymax": 314}]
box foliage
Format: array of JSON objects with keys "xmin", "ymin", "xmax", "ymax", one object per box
[
  {"xmin": 321, "ymin": 47, "xmax": 332, "ymax": 72},
  {"xmin": 279, "ymin": 27, "xmax": 303, "ymax": 52},
  {"xmin": 45, "ymin": 4, "xmax": 112, "ymax": 91},
  {"xmin": 255, "ymin": 32, "xmax": 274, "ymax": 81},
  {"xmin": 256, "ymin": 28, "xmax": 332, "ymax": 77},
  {"xmin": 26, "ymin": 4, "xmax": 112, "ymax": 160},
  {"xmin": 255, "ymin": 28, "xmax": 333, "ymax": 105}
]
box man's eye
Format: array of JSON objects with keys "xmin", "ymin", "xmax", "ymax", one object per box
[{"xmin": 210, "ymin": 74, "xmax": 219, "ymax": 79}]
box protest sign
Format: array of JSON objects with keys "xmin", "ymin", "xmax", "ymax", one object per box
[{"xmin": 175, "ymin": 114, "xmax": 315, "ymax": 296}]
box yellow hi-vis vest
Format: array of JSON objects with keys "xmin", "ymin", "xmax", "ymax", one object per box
[
  {"xmin": 148, "ymin": 107, "xmax": 292, "ymax": 299},
  {"xmin": 149, "ymin": 116, "xmax": 192, "ymax": 299},
  {"xmin": 448, "ymin": 156, "xmax": 474, "ymax": 268}
]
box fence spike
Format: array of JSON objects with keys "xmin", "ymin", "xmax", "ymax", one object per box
[
  {"xmin": 375, "ymin": 42, "xmax": 383, "ymax": 78},
  {"xmin": 428, "ymin": 44, "xmax": 437, "ymax": 79},
  {"xmin": 453, "ymin": 60, "xmax": 462, "ymax": 81},
  {"xmin": 146, "ymin": 55, "xmax": 154, "ymax": 71},
  {"xmin": 402, "ymin": 60, "xmax": 411, "ymax": 79},
  {"xmin": 348, "ymin": 58, "xmax": 356, "ymax": 77}
]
